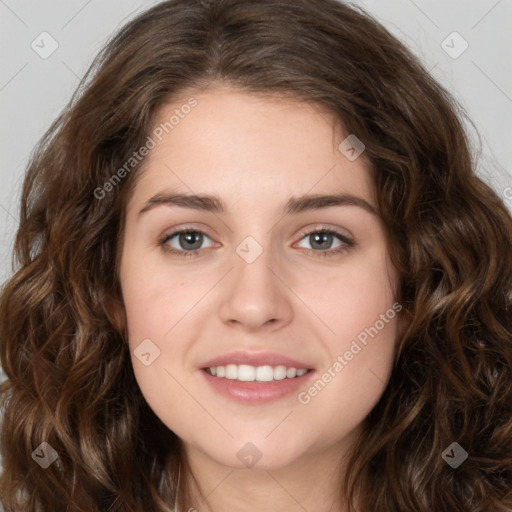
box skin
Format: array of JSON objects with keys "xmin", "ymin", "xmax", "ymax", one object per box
[{"xmin": 118, "ymin": 84, "xmax": 399, "ymax": 512}]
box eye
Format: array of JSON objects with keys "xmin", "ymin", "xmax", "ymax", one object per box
[
  {"xmin": 159, "ymin": 227, "xmax": 355, "ymax": 259},
  {"xmin": 159, "ymin": 228, "xmax": 214, "ymax": 258},
  {"xmin": 295, "ymin": 228, "xmax": 354, "ymax": 258}
]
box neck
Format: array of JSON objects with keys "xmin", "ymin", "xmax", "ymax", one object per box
[{"xmin": 179, "ymin": 439, "xmax": 357, "ymax": 512}]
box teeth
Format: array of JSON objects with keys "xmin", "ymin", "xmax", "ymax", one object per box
[
  {"xmin": 225, "ymin": 364, "xmax": 237, "ymax": 379},
  {"xmin": 286, "ymin": 367, "xmax": 296, "ymax": 378},
  {"xmin": 238, "ymin": 364, "xmax": 256, "ymax": 381},
  {"xmin": 273, "ymin": 365, "xmax": 287, "ymax": 381},
  {"xmin": 206, "ymin": 364, "xmax": 310, "ymax": 382}
]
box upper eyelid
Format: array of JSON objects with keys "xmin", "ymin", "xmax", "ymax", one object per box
[{"xmin": 297, "ymin": 226, "xmax": 352, "ymax": 239}]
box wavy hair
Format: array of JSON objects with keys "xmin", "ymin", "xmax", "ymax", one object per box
[{"xmin": 1, "ymin": 0, "xmax": 511, "ymax": 510}]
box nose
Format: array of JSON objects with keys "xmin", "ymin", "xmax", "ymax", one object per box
[{"xmin": 217, "ymin": 243, "xmax": 294, "ymax": 332}]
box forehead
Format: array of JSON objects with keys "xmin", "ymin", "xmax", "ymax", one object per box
[{"xmin": 127, "ymin": 86, "xmax": 375, "ymax": 213}]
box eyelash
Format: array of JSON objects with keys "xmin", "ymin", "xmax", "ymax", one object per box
[{"xmin": 158, "ymin": 227, "xmax": 355, "ymax": 259}]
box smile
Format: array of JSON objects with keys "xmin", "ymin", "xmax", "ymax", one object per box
[{"xmin": 205, "ymin": 364, "xmax": 310, "ymax": 382}]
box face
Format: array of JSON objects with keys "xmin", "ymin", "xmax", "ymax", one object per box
[{"xmin": 119, "ymin": 84, "xmax": 399, "ymax": 471}]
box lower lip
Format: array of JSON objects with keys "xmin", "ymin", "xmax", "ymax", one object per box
[{"xmin": 201, "ymin": 369, "xmax": 315, "ymax": 404}]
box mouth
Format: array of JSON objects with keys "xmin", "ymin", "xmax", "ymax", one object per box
[
  {"xmin": 200, "ymin": 357, "xmax": 315, "ymax": 403},
  {"xmin": 203, "ymin": 364, "xmax": 312, "ymax": 382},
  {"xmin": 199, "ymin": 350, "xmax": 316, "ymax": 403}
]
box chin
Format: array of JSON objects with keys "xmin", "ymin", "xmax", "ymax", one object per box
[{"xmin": 197, "ymin": 435, "xmax": 310, "ymax": 471}]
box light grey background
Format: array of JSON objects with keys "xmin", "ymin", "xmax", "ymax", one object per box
[
  {"xmin": 0, "ymin": 0, "xmax": 511, "ymax": 482},
  {"xmin": 1, "ymin": 0, "xmax": 511, "ymax": 289}
]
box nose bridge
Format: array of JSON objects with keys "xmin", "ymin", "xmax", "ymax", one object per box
[
  {"xmin": 218, "ymin": 232, "xmax": 293, "ymax": 329},
  {"xmin": 233, "ymin": 232, "xmax": 278, "ymax": 300}
]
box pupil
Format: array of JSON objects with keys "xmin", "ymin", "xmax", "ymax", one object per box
[
  {"xmin": 311, "ymin": 233, "xmax": 331, "ymax": 250},
  {"xmin": 181, "ymin": 232, "xmax": 202, "ymax": 250}
]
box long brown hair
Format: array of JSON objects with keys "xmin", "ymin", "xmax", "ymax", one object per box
[{"xmin": 1, "ymin": 0, "xmax": 511, "ymax": 510}]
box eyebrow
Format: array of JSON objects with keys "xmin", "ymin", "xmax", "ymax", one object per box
[{"xmin": 138, "ymin": 192, "xmax": 378, "ymax": 216}]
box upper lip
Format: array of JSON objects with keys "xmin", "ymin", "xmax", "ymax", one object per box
[{"xmin": 200, "ymin": 350, "xmax": 314, "ymax": 370}]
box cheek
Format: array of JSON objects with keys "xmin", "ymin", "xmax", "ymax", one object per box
[
  {"xmin": 120, "ymin": 255, "xmax": 197, "ymax": 341},
  {"xmin": 297, "ymin": 312, "xmax": 398, "ymax": 443},
  {"xmin": 120, "ymin": 262, "xmax": 194, "ymax": 416},
  {"xmin": 301, "ymin": 248, "xmax": 396, "ymax": 341},
  {"xmin": 296, "ymin": 247, "xmax": 398, "ymax": 403}
]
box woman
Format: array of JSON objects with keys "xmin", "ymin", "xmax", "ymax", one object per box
[{"xmin": 1, "ymin": 0, "xmax": 511, "ymax": 510}]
